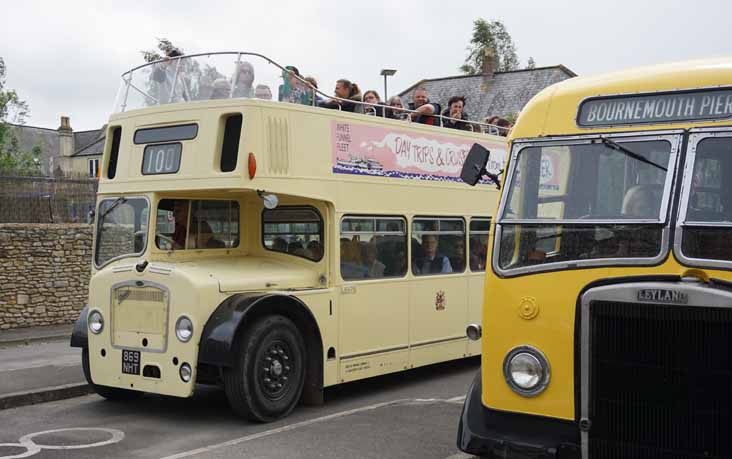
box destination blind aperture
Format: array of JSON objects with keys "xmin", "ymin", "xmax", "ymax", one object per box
[{"xmin": 578, "ymin": 88, "xmax": 732, "ymax": 127}]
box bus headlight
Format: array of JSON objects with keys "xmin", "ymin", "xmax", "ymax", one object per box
[
  {"xmin": 175, "ymin": 316, "xmax": 194, "ymax": 342},
  {"xmin": 88, "ymin": 310, "xmax": 104, "ymax": 334},
  {"xmin": 503, "ymin": 346, "xmax": 550, "ymax": 397}
]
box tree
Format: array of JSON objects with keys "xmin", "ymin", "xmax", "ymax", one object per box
[
  {"xmin": 461, "ymin": 19, "xmax": 520, "ymax": 74},
  {"xmin": 0, "ymin": 57, "xmax": 41, "ymax": 176},
  {"xmin": 141, "ymin": 38, "xmax": 183, "ymax": 63}
]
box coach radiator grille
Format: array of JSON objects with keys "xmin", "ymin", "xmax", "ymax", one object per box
[
  {"xmin": 111, "ymin": 284, "xmax": 169, "ymax": 351},
  {"xmin": 587, "ymin": 300, "xmax": 732, "ymax": 458}
]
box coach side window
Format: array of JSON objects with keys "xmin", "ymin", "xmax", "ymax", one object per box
[
  {"xmin": 412, "ymin": 218, "xmax": 466, "ymax": 276},
  {"xmin": 340, "ymin": 216, "xmax": 407, "ymax": 280},
  {"xmin": 263, "ymin": 207, "xmax": 324, "ymax": 261}
]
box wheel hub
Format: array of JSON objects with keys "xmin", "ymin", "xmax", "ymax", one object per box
[
  {"xmin": 259, "ymin": 341, "xmax": 294, "ymax": 399},
  {"xmin": 271, "ymin": 360, "xmax": 283, "ymax": 376}
]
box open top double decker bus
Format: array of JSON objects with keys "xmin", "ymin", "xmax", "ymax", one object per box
[
  {"xmin": 69, "ymin": 51, "xmax": 506, "ymax": 422},
  {"xmin": 457, "ymin": 57, "xmax": 732, "ymax": 458}
]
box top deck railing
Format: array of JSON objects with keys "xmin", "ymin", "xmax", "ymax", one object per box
[{"xmin": 114, "ymin": 51, "xmax": 508, "ymax": 136}]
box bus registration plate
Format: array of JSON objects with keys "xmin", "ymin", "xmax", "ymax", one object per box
[{"xmin": 122, "ymin": 349, "xmax": 141, "ymax": 375}]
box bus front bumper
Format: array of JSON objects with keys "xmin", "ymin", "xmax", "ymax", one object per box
[{"xmin": 457, "ymin": 373, "xmax": 580, "ymax": 459}]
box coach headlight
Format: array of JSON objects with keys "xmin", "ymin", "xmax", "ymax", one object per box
[
  {"xmin": 88, "ymin": 310, "xmax": 104, "ymax": 334},
  {"xmin": 175, "ymin": 316, "xmax": 194, "ymax": 342},
  {"xmin": 503, "ymin": 346, "xmax": 550, "ymax": 397}
]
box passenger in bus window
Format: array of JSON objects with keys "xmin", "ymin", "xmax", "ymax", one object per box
[
  {"xmin": 254, "ymin": 84, "xmax": 272, "ymax": 100},
  {"xmin": 470, "ymin": 238, "xmax": 487, "ymax": 271},
  {"xmin": 278, "ymin": 66, "xmax": 311, "ymax": 105},
  {"xmin": 362, "ymin": 90, "xmax": 385, "ymax": 117},
  {"xmin": 151, "ymin": 48, "xmax": 186, "ymax": 104},
  {"xmin": 408, "ymin": 87, "xmax": 441, "ymax": 126},
  {"xmin": 305, "ymin": 76, "xmax": 324, "ymax": 106},
  {"xmin": 621, "ymin": 185, "xmax": 659, "ymax": 218},
  {"xmin": 306, "ymin": 240, "xmax": 323, "ymax": 260},
  {"xmin": 364, "ymin": 241, "xmax": 386, "ymax": 278},
  {"xmin": 172, "ymin": 200, "xmax": 189, "ymax": 249},
  {"xmin": 442, "ymin": 96, "xmax": 471, "ymax": 131},
  {"xmin": 319, "ymin": 79, "xmax": 362, "ymax": 113},
  {"xmin": 451, "ymin": 238, "xmax": 466, "ymax": 272},
  {"xmin": 341, "ymin": 238, "xmax": 367, "ymax": 279},
  {"xmin": 413, "ymin": 235, "xmax": 452, "ymax": 275},
  {"xmin": 210, "ymin": 78, "xmax": 232, "ymax": 100},
  {"xmin": 272, "ymin": 237, "xmax": 288, "ymax": 252},
  {"xmin": 386, "ymin": 96, "xmax": 407, "ymax": 120},
  {"xmin": 232, "ymin": 61, "xmax": 255, "ymax": 98}
]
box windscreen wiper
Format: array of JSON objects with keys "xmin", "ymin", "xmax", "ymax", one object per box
[
  {"xmin": 596, "ymin": 136, "xmax": 667, "ymax": 172},
  {"xmin": 99, "ymin": 197, "xmax": 127, "ymax": 221}
]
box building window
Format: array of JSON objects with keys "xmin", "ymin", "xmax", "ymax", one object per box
[{"xmin": 88, "ymin": 158, "xmax": 100, "ymax": 177}]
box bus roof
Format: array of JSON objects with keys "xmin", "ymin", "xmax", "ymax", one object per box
[{"xmin": 511, "ymin": 57, "xmax": 732, "ymax": 139}]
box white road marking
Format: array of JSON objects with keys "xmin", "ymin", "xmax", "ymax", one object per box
[
  {"xmin": 0, "ymin": 428, "xmax": 124, "ymax": 459},
  {"xmin": 161, "ymin": 396, "xmax": 465, "ymax": 459},
  {"xmin": 443, "ymin": 453, "xmax": 476, "ymax": 459},
  {"xmin": 446, "ymin": 395, "xmax": 466, "ymax": 404}
]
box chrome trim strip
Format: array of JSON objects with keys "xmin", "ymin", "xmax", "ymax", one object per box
[
  {"xmin": 148, "ymin": 263, "xmax": 175, "ymax": 275},
  {"xmin": 411, "ymin": 335, "xmax": 467, "ymax": 348},
  {"xmin": 93, "ymin": 195, "xmax": 151, "ymax": 270},
  {"xmin": 493, "ymin": 133, "xmax": 681, "ymax": 277},
  {"xmin": 109, "ymin": 280, "xmax": 170, "ymax": 354},
  {"xmin": 339, "ymin": 335, "xmax": 466, "ymax": 361},
  {"xmin": 580, "ymin": 281, "xmax": 732, "ymax": 458},
  {"xmin": 339, "ymin": 345, "xmax": 409, "ymax": 360},
  {"xmin": 674, "ymin": 129, "xmax": 732, "ymax": 270},
  {"xmin": 112, "ymin": 264, "xmax": 135, "ymax": 273}
]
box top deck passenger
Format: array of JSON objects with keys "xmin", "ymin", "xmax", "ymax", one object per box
[
  {"xmin": 232, "ymin": 61, "xmax": 255, "ymax": 98},
  {"xmin": 408, "ymin": 87, "xmax": 442, "ymax": 126}
]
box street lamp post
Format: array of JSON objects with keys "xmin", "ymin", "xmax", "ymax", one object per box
[{"xmin": 380, "ymin": 69, "xmax": 397, "ymax": 100}]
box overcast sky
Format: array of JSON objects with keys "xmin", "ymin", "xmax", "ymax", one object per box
[{"xmin": 2, "ymin": 0, "xmax": 730, "ymax": 131}]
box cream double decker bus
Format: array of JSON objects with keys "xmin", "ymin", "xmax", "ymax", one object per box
[
  {"xmin": 458, "ymin": 58, "xmax": 732, "ymax": 458},
  {"xmin": 69, "ymin": 52, "xmax": 506, "ymax": 421}
]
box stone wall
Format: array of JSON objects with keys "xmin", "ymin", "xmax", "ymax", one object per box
[{"xmin": 0, "ymin": 224, "xmax": 92, "ymax": 329}]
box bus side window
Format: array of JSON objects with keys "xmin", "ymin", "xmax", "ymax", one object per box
[
  {"xmin": 412, "ymin": 217, "xmax": 465, "ymax": 276},
  {"xmin": 469, "ymin": 218, "xmax": 491, "ymax": 271},
  {"xmin": 340, "ymin": 216, "xmax": 407, "ymax": 280},
  {"xmin": 262, "ymin": 207, "xmax": 324, "ymax": 261}
]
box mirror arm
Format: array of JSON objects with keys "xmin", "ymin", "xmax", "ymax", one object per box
[{"xmin": 480, "ymin": 168, "xmax": 502, "ymax": 190}]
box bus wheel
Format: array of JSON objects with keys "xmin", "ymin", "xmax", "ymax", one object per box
[
  {"xmin": 224, "ymin": 315, "xmax": 305, "ymax": 422},
  {"xmin": 82, "ymin": 348, "xmax": 142, "ymax": 401}
]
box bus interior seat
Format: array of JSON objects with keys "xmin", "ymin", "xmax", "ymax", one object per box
[{"xmin": 621, "ymin": 184, "xmax": 663, "ymax": 218}]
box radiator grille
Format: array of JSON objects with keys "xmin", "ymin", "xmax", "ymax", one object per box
[{"xmin": 588, "ymin": 300, "xmax": 732, "ymax": 458}]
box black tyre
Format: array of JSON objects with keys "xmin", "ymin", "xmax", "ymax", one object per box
[
  {"xmin": 223, "ymin": 315, "xmax": 306, "ymax": 422},
  {"xmin": 82, "ymin": 348, "xmax": 142, "ymax": 401}
]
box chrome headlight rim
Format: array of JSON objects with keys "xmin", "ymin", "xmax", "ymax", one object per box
[
  {"xmin": 175, "ymin": 315, "xmax": 194, "ymax": 343},
  {"xmin": 88, "ymin": 309, "xmax": 104, "ymax": 335},
  {"xmin": 179, "ymin": 362, "xmax": 192, "ymax": 382},
  {"xmin": 502, "ymin": 345, "xmax": 550, "ymax": 397}
]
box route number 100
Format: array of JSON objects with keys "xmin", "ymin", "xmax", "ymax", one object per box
[{"xmin": 142, "ymin": 143, "xmax": 182, "ymax": 175}]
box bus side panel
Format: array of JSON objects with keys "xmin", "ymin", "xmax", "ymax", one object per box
[
  {"xmin": 467, "ymin": 273, "xmax": 484, "ymax": 357},
  {"xmin": 337, "ymin": 280, "xmax": 410, "ymax": 383},
  {"xmin": 409, "ymin": 276, "xmax": 469, "ymax": 368}
]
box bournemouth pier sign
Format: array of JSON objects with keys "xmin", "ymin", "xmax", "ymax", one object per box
[{"xmin": 577, "ymin": 88, "xmax": 732, "ymax": 127}]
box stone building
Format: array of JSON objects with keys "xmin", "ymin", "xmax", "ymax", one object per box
[
  {"xmin": 398, "ymin": 52, "xmax": 576, "ymax": 124},
  {"xmin": 10, "ymin": 116, "xmax": 105, "ymax": 178}
]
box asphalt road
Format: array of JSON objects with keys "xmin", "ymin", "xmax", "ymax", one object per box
[{"xmin": 0, "ymin": 357, "xmax": 480, "ymax": 459}]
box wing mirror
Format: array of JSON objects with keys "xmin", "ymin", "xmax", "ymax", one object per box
[{"xmin": 460, "ymin": 143, "xmax": 501, "ymax": 189}]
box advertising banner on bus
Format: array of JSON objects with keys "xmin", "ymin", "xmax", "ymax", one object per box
[{"xmin": 331, "ymin": 121, "xmax": 506, "ymax": 184}]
